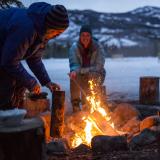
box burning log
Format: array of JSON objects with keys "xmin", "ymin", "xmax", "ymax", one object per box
[
  {"xmin": 0, "ymin": 118, "xmax": 46, "ymax": 160},
  {"xmin": 50, "ymin": 91, "xmax": 65, "ymax": 138},
  {"xmin": 99, "ymin": 85, "xmax": 107, "ymax": 104},
  {"xmin": 90, "ymin": 111, "xmax": 118, "ymax": 136},
  {"xmin": 91, "ymin": 135, "xmax": 128, "ymax": 154},
  {"xmin": 139, "ymin": 76, "xmax": 159, "ymax": 105}
]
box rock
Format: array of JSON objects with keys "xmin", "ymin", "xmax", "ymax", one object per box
[
  {"xmin": 140, "ymin": 115, "xmax": 160, "ymax": 131},
  {"xmin": 72, "ymin": 144, "xmax": 91, "ymax": 154},
  {"xmin": 91, "ymin": 135, "xmax": 128, "ymax": 154},
  {"xmin": 111, "ymin": 103, "xmax": 140, "ymax": 128},
  {"xmin": 150, "ymin": 126, "xmax": 160, "ymax": 143},
  {"xmin": 134, "ymin": 104, "xmax": 160, "ymax": 119},
  {"xmin": 129, "ymin": 128, "xmax": 159, "ymax": 150},
  {"xmin": 106, "ymin": 102, "xmax": 117, "ymax": 112},
  {"xmin": 46, "ymin": 139, "xmax": 69, "ymax": 155},
  {"xmin": 121, "ymin": 117, "xmax": 140, "ymax": 134},
  {"xmin": 150, "ymin": 125, "xmax": 160, "ymax": 132}
]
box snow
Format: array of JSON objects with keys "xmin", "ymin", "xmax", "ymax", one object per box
[
  {"xmin": 99, "ymin": 35, "xmax": 111, "ymax": 43},
  {"xmin": 131, "ymin": 6, "xmax": 154, "ymax": 15},
  {"xmin": 99, "ymin": 14, "xmax": 106, "ymax": 22},
  {"xmin": 0, "ymin": 109, "xmax": 26, "ymax": 126},
  {"xmin": 153, "ymin": 14, "xmax": 160, "ymax": 19},
  {"xmin": 120, "ymin": 39, "xmax": 138, "ymax": 47},
  {"xmin": 100, "ymin": 28, "xmax": 122, "ymax": 34},
  {"xmin": 52, "ymin": 21, "xmax": 80, "ymax": 43},
  {"xmin": 23, "ymin": 57, "xmax": 160, "ymax": 110},
  {"xmin": 0, "ymin": 109, "xmax": 26, "ymax": 117},
  {"xmin": 107, "ymin": 38, "xmax": 138, "ymax": 48},
  {"xmin": 125, "ymin": 18, "xmax": 131, "ymax": 22},
  {"xmin": 100, "ymin": 28, "xmax": 109, "ymax": 33},
  {"xmin": 131, "ymin": 6, "xmax": 160, "ymax": 17},
  {"xmin": 145, "ymin": 22, "xmax": 160, "ymax": 28}
]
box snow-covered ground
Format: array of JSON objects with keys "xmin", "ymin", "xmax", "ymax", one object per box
[{"xmin": 24, "ymin": 57, "xmax": 160, "ymax": 111}]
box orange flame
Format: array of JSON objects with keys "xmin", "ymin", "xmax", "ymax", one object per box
[{"xmin": 70, "ymin": 80, "xmax": 119, "ymax": 148}]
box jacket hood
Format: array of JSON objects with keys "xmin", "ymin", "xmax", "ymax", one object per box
[{"xmin": 27, "ymin": 2, "xmax": 52, "ymax": 36}]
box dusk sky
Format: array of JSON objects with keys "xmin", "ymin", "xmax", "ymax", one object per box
[{"xmin": 22, "ymin": 0, "xmax": 160, "ymax": 13}]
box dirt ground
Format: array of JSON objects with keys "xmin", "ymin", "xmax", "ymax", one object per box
[{"xmin": 48, "ymin": 142, "xmax": 160, "ymax": 160}]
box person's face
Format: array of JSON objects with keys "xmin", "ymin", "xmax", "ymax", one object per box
[
  {"xmin": 80, "ymin": 32, "xmax": 92, "ymax": 48},
  {"xmin": 44, "ymin": 29, "xmax": 65, "ymax": 40}
]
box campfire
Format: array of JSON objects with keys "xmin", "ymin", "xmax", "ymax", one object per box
[
  {"xmin": 21, "ymin": 76, "xmax": 160, "ymax": 160},
  {"xmin": 38, "ymin": 78, "xmax": 160, "ymax": 159},
  {"xmin": 65, "ymin": 79, "xmax": 123, "ymax": 148}
]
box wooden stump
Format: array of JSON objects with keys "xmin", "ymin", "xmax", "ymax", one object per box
[
  {"xmin": 0, "ymin": 118, "xmax": 46, "ymax": 160},
  {"xmin": 139, "ymin": 76, "xmax": 159, "ymax": 105},
  {"xmin": 50, "ymin": 91, "xmax": 65, "ymax": 138},
  {"xmin": 100, "ymin": 85, "xmax": 107, "ymax": 104}
]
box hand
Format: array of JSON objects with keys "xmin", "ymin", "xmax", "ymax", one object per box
[
  {"xmin": 80, "ymin": 68, "xmax": 90, "ymax": 74},
  {"xmin": 46, "ymin": 82, "xmax": 60, "ymax": 92},
  {"xmin": 69, "ymin": 71, "xmax": 77, "ymax": 79},
  {"xmin": 31, "ymin": 84, "xmax": 41, "ymax": 94}
]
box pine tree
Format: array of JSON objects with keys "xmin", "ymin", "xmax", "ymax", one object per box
[{"xmin": 0, "ymin": 0, "xmax": 23, "ymax": 8}]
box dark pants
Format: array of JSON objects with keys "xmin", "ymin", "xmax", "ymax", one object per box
[
  {"xmin": 70, "ymin": 70, "xmax": 106, "ymax": 108},
  {"xmin": 0, "ymin": 69, "xmax": 26, "ymax": 110}
]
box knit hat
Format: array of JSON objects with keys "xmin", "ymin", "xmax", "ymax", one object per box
[
  {"xmin": 45, "ymin": 5, "xmax": 69, "ymax": 30},
  {"xmin": 80, "ymin": 25, "xmax": 92, "ymax": 36}
]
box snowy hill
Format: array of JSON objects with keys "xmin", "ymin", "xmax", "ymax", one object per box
[
  {"xmin": 131, "ymin": 6, "xmax": 160, "ymax": 18},
  {"xmin": 50, "ymin": 6, "xmax": 160, "ymax": 57}
]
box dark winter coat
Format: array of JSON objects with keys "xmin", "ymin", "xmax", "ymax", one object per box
[{"xmin": 0, "ymin": 2, "xmax": 52, "ymax": 90}]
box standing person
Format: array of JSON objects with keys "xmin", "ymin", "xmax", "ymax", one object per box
[
  {"xmin": 69, "ymin": 25, "xmax": 106, "ymax": 113},
  {"xmin": 0, "ymin": 2, "xmax": 69, "ymax": 110}
]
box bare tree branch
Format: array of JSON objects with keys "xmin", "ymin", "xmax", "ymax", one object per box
[{"xmin": 0, "ymin": 0, "xmax": 24, "ymax": 8}]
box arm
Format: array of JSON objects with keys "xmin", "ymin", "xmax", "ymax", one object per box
[
  {"xmin": 27, "ymin": 54, "xmax": 61, "ymax": 92},
  {"xmin": 1, "ymin": 24, "xmax": 37, "ymax": 91},
  {"xmin": 26, "ymin": 54, "xmax": 51, "ymax": 86},
  {"xmin": 69, "ymin": 43, "xmax": 81, "ymax": 73}
]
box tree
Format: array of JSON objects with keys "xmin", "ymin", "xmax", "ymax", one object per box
[{"xmin": 0, "ymin": 0, "xmax": 23, "ymax": 8}]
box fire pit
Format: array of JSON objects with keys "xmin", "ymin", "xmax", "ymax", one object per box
[{"xmin": 40, "ymin": 79, "xmax": 160, "ymax": 160}]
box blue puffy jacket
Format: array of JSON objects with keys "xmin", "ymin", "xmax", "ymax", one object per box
[
  {"xmin": 69, "ymin": 39, "xmax": 105, "ymax": 74},
  {"xmin": 0, "ymin": 2, "xmax": 52, "ymax": 90}
]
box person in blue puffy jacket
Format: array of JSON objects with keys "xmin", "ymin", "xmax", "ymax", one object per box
[
  {"xmin": 0, "ymin": 2, "xmax": 69, "ymax": 110},
  {"xmin": 69, "ymin": 25, "xmax": 106, "ymax": 113}
]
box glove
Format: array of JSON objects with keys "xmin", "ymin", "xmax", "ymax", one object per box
[
  {"xmin": 31, "ymin": 83, "xmax": 41, "ymax": 94},
  {"xmin": 80, "ymin": 67, "xmax": 90, "ymax": 74},
  {"xmin": 46, "ymin": 82, "xmax": 60, "ymax": 92},
  {"xmin": 68, "ymin": 71, "xmax": 77, "ymax": 79}
]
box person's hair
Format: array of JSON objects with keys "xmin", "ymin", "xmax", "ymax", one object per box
[{"xmin": 79, "ymin": 25, "xmax": 92, "ymax": 36}]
